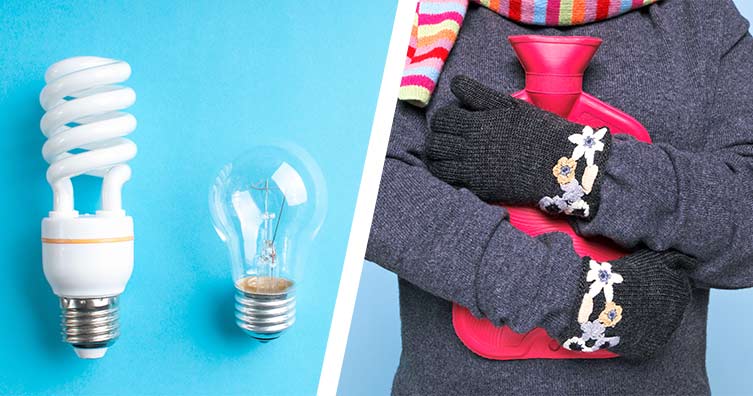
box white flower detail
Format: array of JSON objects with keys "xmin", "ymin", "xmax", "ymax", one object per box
[
  {"xmin": 563, "ymin": 337, "xmax": 587, "ymax": 352},
  {"xmin": 586, "ymin": 260, "xmax": 623, "ymax": 302},
  {"xmin": 568, "ymin": 126, "xmax": 608, "ymax": 166},
  {"xmin": 563, "ymin": 199, "xmax": 590, "ymax": 217}
]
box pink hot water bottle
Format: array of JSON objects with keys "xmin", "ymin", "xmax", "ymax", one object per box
[{"xmin": 451, "ymin": 35, "xmax": 651, "ymax": 360}]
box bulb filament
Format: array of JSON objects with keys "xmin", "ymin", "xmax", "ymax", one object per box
[{"xmin": 250, "ymin": 179, "xmax": 288, "ymax": 293}]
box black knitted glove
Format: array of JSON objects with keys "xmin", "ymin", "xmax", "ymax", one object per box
[
  {"xmin": 559, "ymin": 250, "xmax": 694, "ymax": 361},
  {"xmin": 427, "ymin": 75, "xmax": 612, "ymax": 219}
]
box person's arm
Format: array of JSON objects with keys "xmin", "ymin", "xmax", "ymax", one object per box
[
  {"xmin": 574, "ymin": 14, "xmax": 753, "ymax": 289},
  {"xmin": 422, "ymin": 4, "xmax": 753, "ymax": 290},
  {"xmin": 367, "ymin": 100, "xmax": 581, "ymax": 335}
]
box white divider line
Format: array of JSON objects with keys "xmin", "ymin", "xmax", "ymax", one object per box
[{"xmin": 316, "ymin": 1, "xmax": 417, "ymax": 395}]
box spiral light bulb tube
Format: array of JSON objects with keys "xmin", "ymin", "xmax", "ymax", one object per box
[{"xmin": 39, "ymin": 56, "xmax": 137, "ymax": 359}]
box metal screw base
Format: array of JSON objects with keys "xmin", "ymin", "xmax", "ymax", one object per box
[
  {"xmin": 234, "ymin": 280, "xmax": 295, "ymax": 342},
  {"xmin": 60, "ymin": 296, "xmax": 120, "ymax": 358}
]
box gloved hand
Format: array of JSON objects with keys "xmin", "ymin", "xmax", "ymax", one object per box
[
  {"xmin": 427, "ymin": 75, "xmax": 612, "ymax": 219},
  {"xmin": 560, "ymin": 249, "xmax": 694, "ymax": 361}
]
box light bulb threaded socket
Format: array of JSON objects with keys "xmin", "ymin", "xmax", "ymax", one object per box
[
  {"xmin": 60, "ymin": 296, "xmax": 120, "ymax": 355},
  {"xmin": 234, "ymin": 281, "xmax": 295, "ymax": 342}
]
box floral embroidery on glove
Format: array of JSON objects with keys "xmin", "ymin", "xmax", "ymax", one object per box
[
  {"xmin": 599, "ymin": 301, "xmax": 623, "ymax": 327},
  {"xmin": 563, "ymin": 259, "xmax": 624, "ymax": 353},
  {"xmin": 552, "ymin": 157, "xmax": 577, "ymax": 184},
  {"xmin": 586, "ymin": 260, "xmax": 624, "ymax": 302},
  {"xmin": 538, "ymin": 179, "xmax": 590, "ymax": 217},
  {"xmin": 569, "ymin": 126, "xmax": 608, "ymax": 166},
  {"xmin": 563, "ymin": 321, "xmax": 621, "ymax": 353},
  {"xmin": 538, "ymin": 125, "xmax": 609, "ymax": 218},
  {"xmin": 581, "ymin": 164, "xmax": 599, "ymax": 194}
]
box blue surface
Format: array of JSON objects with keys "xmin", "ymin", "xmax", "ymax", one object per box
[
  {"xmin": 340, "ymin": 262, "xmax": 402, "ymax": 396},
  {"xmin": 339, "ymin": 2, "xmax": 753, "ymax": 395},
  {"xmin": 0, "ymin": 1, "xmax": 394, "ymax": 395}
]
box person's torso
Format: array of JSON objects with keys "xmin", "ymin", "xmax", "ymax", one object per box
[{"xmin": 394, "ymin": 3, "xmax": 716, "ymax": 395}]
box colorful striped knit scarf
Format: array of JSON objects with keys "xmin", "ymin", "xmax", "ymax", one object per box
[{"xmin": 400, "ymin": 0, "xmax": 660, "ymax": 107}]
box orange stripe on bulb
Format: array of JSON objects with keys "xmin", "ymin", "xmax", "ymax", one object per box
[{"xmin": 42, "ymin": 236, "xmax": 134, "ymax": 244}]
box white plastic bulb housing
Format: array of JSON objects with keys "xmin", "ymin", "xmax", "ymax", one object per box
[
  {"xmin": 209, "ymin": 144, "xmax": 327, "ymax": 341},
  {"xmin": 39, "ymin": 57, "xmax": 137, "ymax": 359}
]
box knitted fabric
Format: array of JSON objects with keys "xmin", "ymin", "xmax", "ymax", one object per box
[
  {"xmin": 561, "ymin": 250, "xmax": 694, "ymax": 361},
  {"xmin": 481, "ymin": 0, "xmax": 661, "ymax": 25},
  {"xmin": 399, "ymin": 1, "xmax": 468, "ymax": 107},
  {"xmin": 399, "ymin": 0, "xmax": 660, "ymax": 107},
  {"xmin": 369, "ymin": 1, "xmax": 753, "ymax": 394},
  {"xmin": 427, "ymin": 75, "xmax": 612, "ymax": 219}
]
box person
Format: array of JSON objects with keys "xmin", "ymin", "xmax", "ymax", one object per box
[{"xmin": 365, "ymin": 0, "xmax": 753, "ymax": 394}]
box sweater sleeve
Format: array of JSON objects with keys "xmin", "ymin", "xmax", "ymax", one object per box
[
  {"xmin": 574, "ymin": 14, "xmax": 753, "ymax": 289},
  {"xmin": 366, "ymin": 100, "xmax": 587, "ymax": 336}
]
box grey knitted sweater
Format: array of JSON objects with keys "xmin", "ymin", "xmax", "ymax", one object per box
[{"xmin": 365, "ymin": 1, "xmax": 753, "ymax": 395}]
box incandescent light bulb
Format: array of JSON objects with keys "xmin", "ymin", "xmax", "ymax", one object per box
[{"xmin": 209, "ymin": 144, "xmax": 327, "ymax": 341}]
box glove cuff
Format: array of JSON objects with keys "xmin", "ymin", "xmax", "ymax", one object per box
[{"xmin": 537, "ymin": 125, "xmax": 612, "ymax": 220}]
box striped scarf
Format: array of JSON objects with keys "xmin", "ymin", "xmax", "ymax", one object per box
[{"xmin": 400, "ymin": 0, "xmax": 659, "ymax": 107}]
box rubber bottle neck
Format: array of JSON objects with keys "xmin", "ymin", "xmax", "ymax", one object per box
[
  {"xmin": 508, "ymin": 35, "xmax": 602, "ymax": 117},
  {"xmin": 524, "ymin": 73, "xmax": 583, "ymax": 117}
]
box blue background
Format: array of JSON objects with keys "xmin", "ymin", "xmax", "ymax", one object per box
[
  {"xmin": 0, "ymin": 1, "xmax": 394, "ymax": 395},
  {"xmin": 339, "ymin": 1, "xmax": 753, "ymax": 395}
]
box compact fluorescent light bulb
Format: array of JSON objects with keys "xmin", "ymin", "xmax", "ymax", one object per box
[
  {"xmin": 210, "ymin": 145, "xmax": 327, "ymax": 341},
  {"xmin": 39, "ymin": 57, "xmax": 137, "ymax": 359}
]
